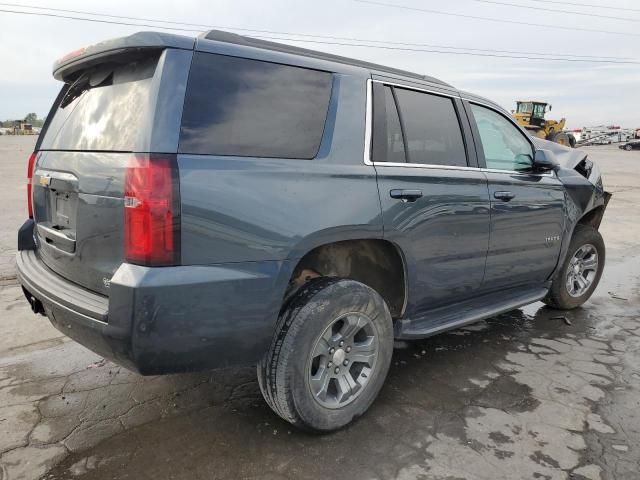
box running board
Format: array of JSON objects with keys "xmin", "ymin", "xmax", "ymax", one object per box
[{"xmin": 395, "ymin": 285, "xmax": 549, "ymax": 340}]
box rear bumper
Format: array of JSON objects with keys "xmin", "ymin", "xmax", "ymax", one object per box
[{"xmin": 16, "ymin": 249, "xmax": 287, "ymax": 375}]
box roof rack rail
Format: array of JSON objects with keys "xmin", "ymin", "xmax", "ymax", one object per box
[{"xmin": 200, "ymin": 30, "xmax": 450, "ymax": 87}]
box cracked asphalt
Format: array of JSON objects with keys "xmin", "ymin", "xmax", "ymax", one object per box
[{"xmin": 1, "ymin": 136, "xmax": 639, "ymax": 480}]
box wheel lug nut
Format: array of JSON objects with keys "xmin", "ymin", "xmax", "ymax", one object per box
[
  {"xmin": 334, "ymin": 367, "xmax": 340, "ymax": 374},
  {"xmin": 346, "ymin": 346, "xmax": 351, "ymax": 353},
  {"xmin": 343, "ymin": 360, "xmax": 349, "ymax": 366},
  {"xmin": 327, "ymin": 361, "xmax": 333, "ymax": 368},
  {"xmin": 329, "ymin": 348, "xmax": 335, "ymax": 354},
  {"xmin": 339, "ymin": 341, "xmax": 344, "ymax": 347}
]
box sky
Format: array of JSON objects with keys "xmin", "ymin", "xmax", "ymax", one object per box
[{"xmin": 0, "ymin": 0, "xmax": 638, "ymax": 129}]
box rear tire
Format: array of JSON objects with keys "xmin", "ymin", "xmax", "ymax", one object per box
[
  {"xmin": 543, "ymin": 225, "xmax": 605, "ymax": 310},
  {"xmin": 257, "ymin": 277, "xmax": 394, "ymax": 432},
  {"xmin": 567, "ymin": 133, "xmax": 577, "ymax": 148}
]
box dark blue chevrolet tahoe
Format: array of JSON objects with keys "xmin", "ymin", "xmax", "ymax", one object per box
[{"xmin": 17, "ymin": 30, "xmax": 610, "ymax": 432}]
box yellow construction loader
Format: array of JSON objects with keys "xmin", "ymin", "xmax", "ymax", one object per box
[{"xmin": 512, "ymin": 101, "xmax": 575, "ymax": 147}]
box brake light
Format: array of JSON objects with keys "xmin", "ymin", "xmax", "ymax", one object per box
[
  {"xmin": 27, "ymin": 152, "xmax": 37, "ymax": 218},
  {"xmin": 56, "ymin": 47, "xmax": 86, "ymax": 65},
  {"xmin": 124, "ymin": 154, "xmax": 180, "ymax": 266}
]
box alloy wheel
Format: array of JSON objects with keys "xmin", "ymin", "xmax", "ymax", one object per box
[
  {"xmin": 307, "ymin": 312, "xmax": 379, "ymax": 409},
  {"xmin": 565, "ymin": 244, "xmax": 599, "ymax": 297}
]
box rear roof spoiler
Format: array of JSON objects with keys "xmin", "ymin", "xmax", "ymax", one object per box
[{"xmin": 53, "ymin": 31, "xmax": 195, "ymax": 82}]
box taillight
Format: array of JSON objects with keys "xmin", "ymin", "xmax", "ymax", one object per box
[
  {"xmin": 26, "ymin": 152, "xmax": 37, "ymax": 218},
  {"xmin": 124, "ymin": 154, "xmax": 180, "ymax": 266}
]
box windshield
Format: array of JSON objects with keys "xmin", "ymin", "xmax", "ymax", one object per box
[
  {"xmin": 40, "ymin": 55, "xmax": 159, "ymax": 152},
  {"xmin": 517, "ymin": 102, "xmax": 533, "ymax": 114},
  {"xmin": 532, "ymin": 103, "xmax": 546, "ymax": 118}
]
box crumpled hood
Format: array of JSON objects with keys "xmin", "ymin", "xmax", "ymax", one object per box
[{"xmin": 532, "ymin": 137, "xmax": 588, "ymax": 169}]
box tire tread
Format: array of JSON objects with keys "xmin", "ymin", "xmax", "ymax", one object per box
[
  {"xmin": 257, "ymin": 277, "xmax": 341, "ymax": 428},
  {"xmin": 543, "ymin": 224, "xmax": 605, "ymax": 309}
]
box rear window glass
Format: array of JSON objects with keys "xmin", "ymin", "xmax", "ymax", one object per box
[
  {"xmin": 394, "ymin": 88, "xmax": 467, "ymax": 167},
  {"xmin": 40, "ymin": 55, "xmax": 159, "ymax": 152},
  {"xmin": 179, "ymin": 52, "xmax": 333, "ymax": 159}
]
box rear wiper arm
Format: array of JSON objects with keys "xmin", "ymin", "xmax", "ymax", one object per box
[
  {"xmin": 59, "ymin": 67, "xmax": 115, "ymax": 109},
  {"xmin": 60, "ymin": 73, "xmax": 91, "ymax": 109}
]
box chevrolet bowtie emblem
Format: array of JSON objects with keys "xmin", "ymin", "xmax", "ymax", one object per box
[{"xmin": 39, "ymin": 175, "xmax": 51, "ymax": 187}]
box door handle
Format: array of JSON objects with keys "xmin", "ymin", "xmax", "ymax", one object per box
[
  {"xmin": 494, "ymin": 191, "xmax": 516, "ymax": 201},
  {"xmin": 390, "ymin": 189, "xmax": 423, "ymax": 202},
  {"xmin": 36, "ymin": 224, "xmax": 76, "ymax": 254}
]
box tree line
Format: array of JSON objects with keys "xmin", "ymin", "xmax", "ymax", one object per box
[{"xmin": 0, "ymin": 113, "xmax": 44, "ymax": 128}]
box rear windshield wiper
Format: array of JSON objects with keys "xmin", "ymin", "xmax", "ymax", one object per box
[
  {"xmin": 60, "ymin": 73, "xmax": 91, "ymax": 109},
  {"xmin": 60, "ymin": 68, "xmax": 114, "ymax": 109}
]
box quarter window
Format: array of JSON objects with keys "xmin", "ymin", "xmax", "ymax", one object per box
[
  {"xmin": 180, "ymin": 52, "xmax": 333, "ymax": 159},
  {"xmin": 470, "ymin": 104, "xmax": 534, "ymax": 172},
  {"xmin": 372, "ymin": 85, "xmax": 406, "ymax": 162},
  {"xmin": 393, "ymin": 88, "xmax": 467, "ymax": 167}
]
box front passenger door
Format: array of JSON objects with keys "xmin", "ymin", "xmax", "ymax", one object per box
[{"xmin": 467, "ymin": 103, "xmax": 565, "ymax": 289}]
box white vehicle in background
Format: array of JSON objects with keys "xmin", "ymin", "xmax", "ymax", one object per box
[
  {"xmin": 579, "ymin": 126, "xmax": 634, "ymax": 145},
  {"xmin": 590, "ymin": 136, "xmax": 612, "ymax": 145}
]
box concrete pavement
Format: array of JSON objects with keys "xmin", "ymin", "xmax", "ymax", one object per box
[{"xmin": 1, "ymin": 136, "xmax": 639, "ymax": 480}]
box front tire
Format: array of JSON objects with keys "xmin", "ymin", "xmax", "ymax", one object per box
[
  {"xmin": 543, "ymin": 225, "xmax": 605, "ymax": 309},
  {"xmin": 625, "ymin": 144, "xmax": 633, "ymax": 151},
  {"xmin": 258, "ymin": 277, "xmax": 394, "ymax": 432}
]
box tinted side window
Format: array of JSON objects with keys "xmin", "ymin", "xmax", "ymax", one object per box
[
  {"xmin": 471, "ymin": 104, "xmax": 534, "ymax": 171},
  {"xmin": 180, "ymin": 52, "xmax": 333, "ymax": 159},
  {"xmin": 394, "ymin": 88, "xmax": 467, "ymax": 166},
  {"xmin": 372, "ymin": 85, "xmax": 406, "ymax": 162}
]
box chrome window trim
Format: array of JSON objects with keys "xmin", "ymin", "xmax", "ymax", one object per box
[
  {"xmin": 483, "ymin": 167, "xmax": 554, "ymax": 177},
  {"xmin": 373, "ymin": 79, "xmax": 461, "ymax": 99},
  {"xmin": 364, "ymin": 79, "xmax": 555, "ymax": 177},
  {"xmin": 463, "ymin": 97, "xmax": 536, "ymax": 146},
  {"xmin": 460, "ymin": 97, "xmax": 503, "ymax": 111},
  {"xmin": 364, "ymin": 78, "xmax": 373, "ymax": 166},
  {"xmin": 368, "ymin": 161, "xmax": 553, "ymax": 176},
  {"xmin": 368, "ymin": 161, "xmax": 479, "ymax": 173}
]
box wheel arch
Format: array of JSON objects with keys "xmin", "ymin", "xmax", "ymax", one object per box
[
  {"xmin": 576, "ymin": 204, "xmax": 607, "ymax": 230},
  {"xmin": 285, "ymin": 238, "xmax": 408, "ymax": 320},
  {"xmin": 547, "ymin": 187, "xmax": 610, "ymax": 283}
]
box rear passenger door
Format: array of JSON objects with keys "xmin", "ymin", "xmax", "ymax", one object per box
[
  {"xmin": 466, "ymin": 102, "xmax": 565, "ymax": 289},
  {"xmin": 370, "ymin": 81, "xmax": 490, "ymax": 316}
]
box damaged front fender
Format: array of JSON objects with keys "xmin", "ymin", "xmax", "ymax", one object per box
[{"xmin": 535, "ymin": 138, "xmax": 612, "ymax": 280}]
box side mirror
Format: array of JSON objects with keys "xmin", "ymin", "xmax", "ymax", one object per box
[
  {"xmin": 549, "ymin": 104, "xmax": 553, "ymax": 111},
  {"xmin": 533, "ymin": 149, "xmax": 559, "ymax": 172}
]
